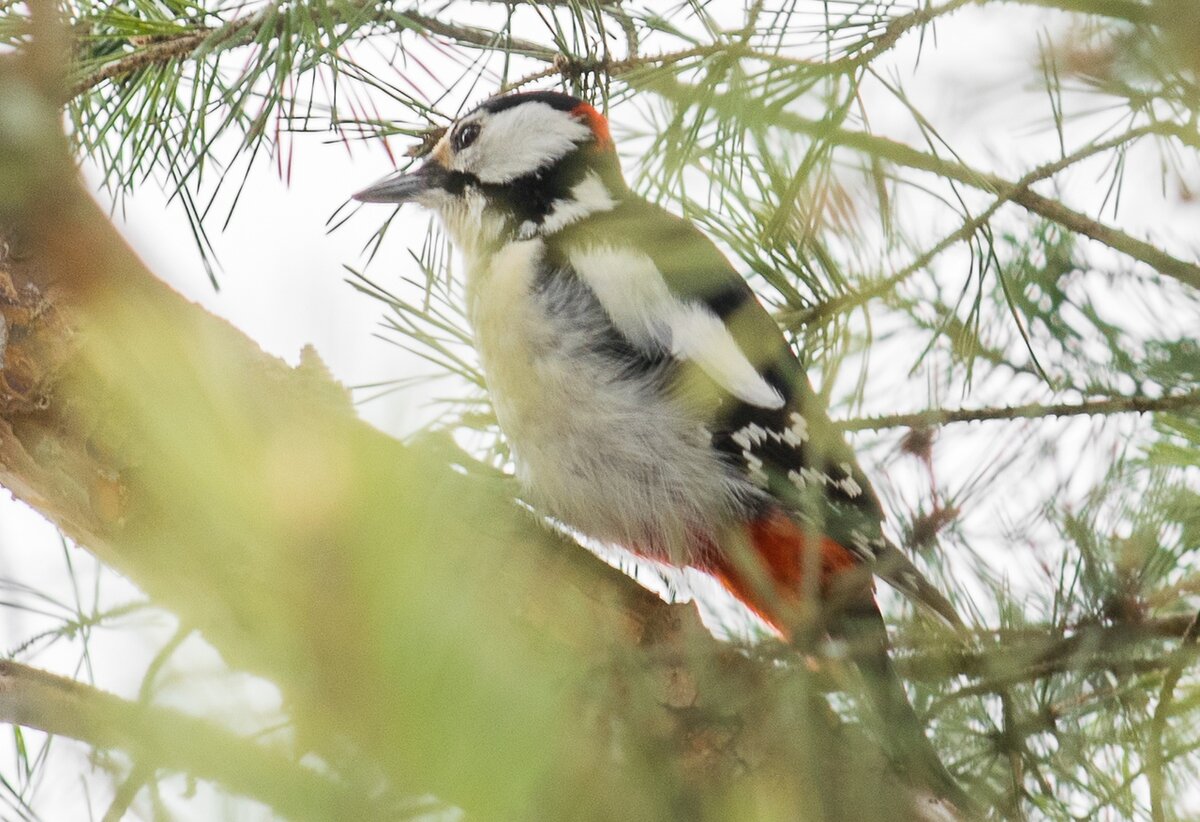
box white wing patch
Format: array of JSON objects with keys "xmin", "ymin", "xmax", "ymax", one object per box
[{"xmin": 570, "ymin": 245, "xmax": 785, "ymax": 409}]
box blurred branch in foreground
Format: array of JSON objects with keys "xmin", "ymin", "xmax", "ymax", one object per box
[{"xmin": 0, "ymin": 660, "xmax": 381, "ymax": 820}]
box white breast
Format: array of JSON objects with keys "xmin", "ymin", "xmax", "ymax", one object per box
[{"xmin": 467, "ymin": 239, "xmax": 754, "ymax": 562}]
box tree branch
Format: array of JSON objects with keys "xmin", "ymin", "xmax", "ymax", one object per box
[
  {"xmin": 0, "ymin": 660, "xmax": 380, "ymax": 821},
  {"xmin": 72, "ymin": 16, "xmax": 258, "ymax": 96},
  {"xmin": 509, "ymin": 44, "xmax": 1200, "ymax": 302},
  {"xmin": 817, "ymin": 125, "xmax": 1200, "ymax": 291},
  {"xmin": 67, "ymin": 0, "xmax": 1200, "ymax": 304},
  {"xmin": 73, "ymin": 0, "xmax": 978, "ymax": 99},
  {"xmin": 836, "ymin": 391, "xmax": 1200, "ymax": 431},
  {"xmin": 492, "ymin": 39, "xmax": 1200, "ymax": 295},
  {"xmin": 744, "ymin": 614, "xmax": 1200, "ymax": 688},
  {"xmin": 1147, "ymin": 609, "xmax": 1200, "ymax": 822},
  {"xmin": 1004, "ymin": 0, "xmax": 1156, "ymax": 24},
  {"xmin": 70, "ymin": 7, "xmax": 556, "ymax": 97},
  {"xmin": 634, "ymin": 78, "xmax": 1200, "ymax": 292},
  {"xmin": 777, "ymin": 123, "xmax": 1164, "ymax": 328}
]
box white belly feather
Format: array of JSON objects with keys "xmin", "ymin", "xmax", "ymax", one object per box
[{"xmin": 467, "ymin": 239, "xmax": 749, "ymax": 560}]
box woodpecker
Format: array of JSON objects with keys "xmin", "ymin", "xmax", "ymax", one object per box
[{"xmin": 354, "ymin": 91, "xmax": 967, "ymax": 805}]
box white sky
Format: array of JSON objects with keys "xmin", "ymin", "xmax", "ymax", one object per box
[{"xmin": 2, "ymin": 2, "xmax": 1199, "ymax": 818}]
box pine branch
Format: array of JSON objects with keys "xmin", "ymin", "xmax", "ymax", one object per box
[
  {"xmin": 844, "ymin": 0, "xmax": 975, "ymax": 67},
  {"xmin": 780, "ymin": 123, "xmax": 1164, "ymax": 328},
  {"xmin": 745, "ymin": 614, "xmax": 1200, "ymax": 686},
  {"xmin": 70, "ymin": 6, "xmax": 556, "ymax": 97},
  {"xmin": 1147, "ymin": 609, "xmax": 1200, "ymax": 822},
  {"xmin": 478, "ymin": 29, "xmax": 1200, "ymax": 297},
  {"xmin": 71, "ymin": 14, "xmax": 261, "ymax": 97},
  {"xmin": 504, "ymin": 0, "xmax": 976, "ymax": 92},
  {"xmin": 836, "ymin": 392, "xmax": 1200, "ymax": 431},
  {"xmin": 1004, "ymin": 0, "xmax": 1156, "ymax": 24},
  {"xmin": 637, "ymin": 77, "xmax": 1200, "ymax": 292},
  {"xmin": 0, "ymin": 660, "xmax": 381, "ymax": 820}
]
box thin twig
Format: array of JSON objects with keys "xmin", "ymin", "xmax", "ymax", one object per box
[
  {"xmin": 503, "ymin": 0, "xmax": 973, "ymax": 91},
  {"xmin": 780, "ymin": 123, "xmax": 1165, "ymax": 328},
  {"xmin": 745, "ymin": 615, "xmax": 1200, "ymax": 684},
  {"xmin": 71, "ymin": 14, "xmax": 262, "ymax": 97},
  {"xmin": 835, "ymin": 134, "xmax": 1200, "ymax": 288},
  {"xmin": 501, "ymin": 45, "xmax": 725, "ymax": 92},
  {"xmin": 1001, "ymin": 691, "xmax": 1029, "ymax": 821},
  {"xmin": 637, "ymin": 79, "xmax": 1200, "ymax": 291},
  {"xmin": 501, "ymin": 43, "xmax": 1200, "ymax": 292},
  {"xmin": 71, "ymin": 7, "xmax": 555, "ymax": 97},
  {"xmin": 101, "ymin": 761, "xmax": 152, "ymax": 822},
  {"xmin": 836, "ymin": 391, "xmax": 1200, "ymax": 431},
  {"xmin": 932, "ymin": 644, "xmax": 1200, "ymax": 701},
  {"xmin": 1147, "ymin": 609, "xmax": 1200, "ymax": 822},
  {"xmin": 1003, "ymin": 0, "xmax": 1156, "ymax": 24},
  {"xmin": 403, "ymin": 11, "xmax": 556, "ymax": 59}
]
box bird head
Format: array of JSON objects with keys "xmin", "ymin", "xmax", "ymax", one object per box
[{"xmin": 353, "ymin": 91, "xmax": 624, "ymax": 255}]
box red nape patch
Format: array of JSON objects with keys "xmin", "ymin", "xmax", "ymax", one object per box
[
  {"xmin": 696, "ymin": 509, "xmax": 863, "ymax": 635},
  {"xmin": 572, "ymin": 102, "xmax": 613, "ymax": 150}
]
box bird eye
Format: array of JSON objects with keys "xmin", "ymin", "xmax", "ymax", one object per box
[{"xmin": 453, "ymin": 123, "xmax": 481, "ymax": 152}]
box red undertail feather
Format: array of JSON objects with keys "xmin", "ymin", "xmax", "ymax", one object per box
[
  {"xmin": 699, "ymin": 508, "xmax": 867, "ymax": 635},
  {"xmin": 693, "ymin": 513, "xmax": 973, "ymax": 809}
]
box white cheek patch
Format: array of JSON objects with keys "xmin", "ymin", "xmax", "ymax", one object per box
[
  {"xmin": 569, "ymin": 245, "xmax": 785, "ymax": 409},
  {"xmin": 457, "ymin": 103, "xmax": 593, "ymax": 184}
]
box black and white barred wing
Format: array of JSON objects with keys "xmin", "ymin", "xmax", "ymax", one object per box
[{"xmin": 554, "ymin": 199, "xmax": 961, "ymax": 624}]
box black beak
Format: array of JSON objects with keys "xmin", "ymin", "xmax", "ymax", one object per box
[{"xmin": 352, "ymin": 162, "xmax": 446, "ymax": 204}]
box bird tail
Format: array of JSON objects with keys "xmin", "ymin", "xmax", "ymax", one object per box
[
  {"xmin": 835, "ymin": 603, "xmax": 976, "ymax": 815},
  {"xmin": 871, "ymin": 538, "xmax": 964, "ymax": 629},
  {"xmin": 694, "ymin": 511, "xmax": 973, "ymax": 812}
]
